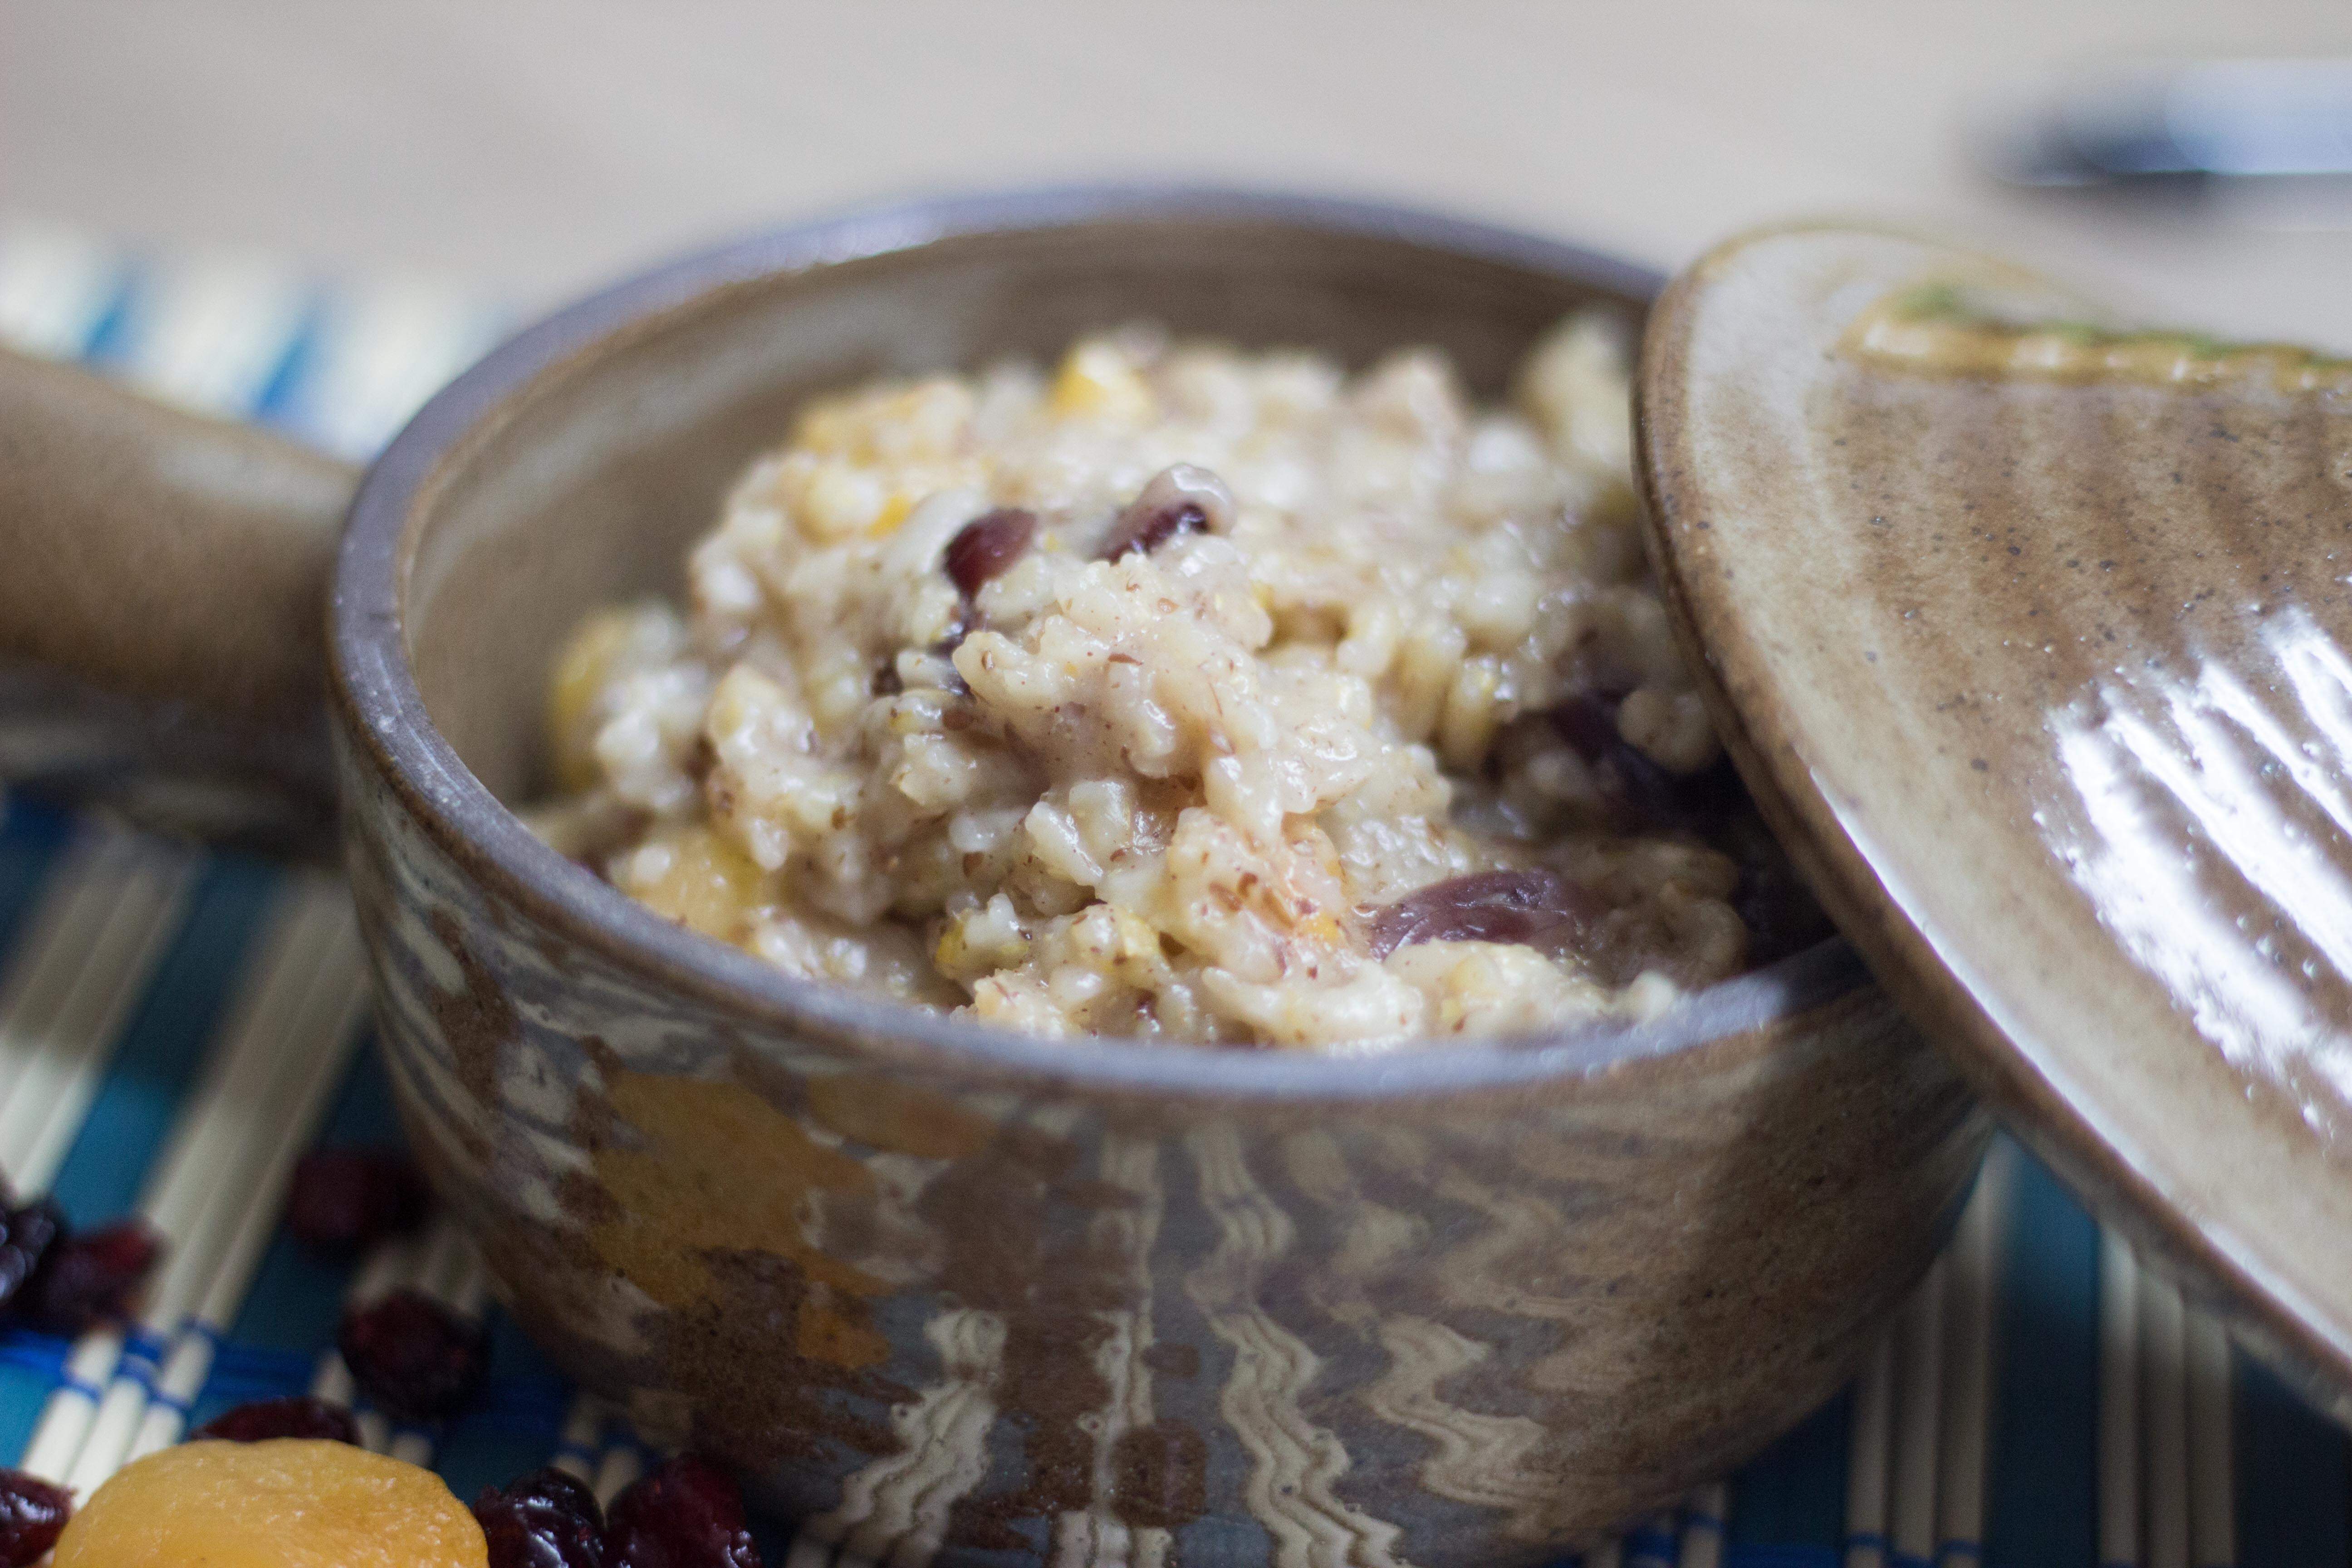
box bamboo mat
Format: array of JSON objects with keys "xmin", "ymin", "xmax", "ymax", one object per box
[{"xmin": 0, "ymin": 215, "xmax": 2342, "ymax": 1568}]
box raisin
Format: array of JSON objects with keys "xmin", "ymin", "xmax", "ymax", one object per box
[
  {"xmin": 0, "ymin": 1468, "xmax": 68, "ymax": 1567},
  {"xmin": 194, "ymin": 1395, "xmax": 361, "ymax": 1445},
  {"xmin": 943, "ymin": 509, "xmax": 1037, "ymax": 597},
  {"xmin": 1366, "ymin": 869, "xmax": 1600, "ymax": 959},
  {"xmin": 0, "ymin": 1200, "xmax": 63, "ymax": 1309},
  {"xmin": 605, "ymin": 1454, "xmax": 761, "ymax": 1568},
  {"xmin": 338, "ymin": 1289, "xmax": 489, "ymax": 1423},
  {"xmin": 475, "ymin": 1466, "xmax": 607, "ymax": 1568},
  {"xmin": 1097, "ymin": 464, "xmax": 1235, "ymax": 560},
  {"xmin": 18, "ymin": 1220, "xmax": 160, "ymax": 1336},
  {"xmin": 286, "ymin": 1149, "xmax": 432, "ymax": 1252}
]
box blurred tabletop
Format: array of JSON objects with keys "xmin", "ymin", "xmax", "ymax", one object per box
[{"xmin": 9, "ymin": 0, "xmax": 2352, "ymax": 344}]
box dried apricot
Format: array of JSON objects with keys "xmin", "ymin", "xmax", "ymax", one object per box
[{"xmin": 54, "ymin": 1439, "xmax": 485, "ymax": 1568}]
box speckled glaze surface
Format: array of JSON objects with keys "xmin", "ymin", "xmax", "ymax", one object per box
[
  {"xmin": 1637, "ymin": 224, "xmax": 2352, "ymax": 1417},
  {"xmin": 0, "ymin": 347, "xmax": 348, "ymax": 846},
  {"xmin": 317, "ymin": 192, "xmax": 1987, "ymax": 1565},
  {"xmin": 350, "ymin": 745, "xmax": 1974, "ymax": 1564}
]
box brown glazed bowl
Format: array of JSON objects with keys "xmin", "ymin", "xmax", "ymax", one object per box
[{"xmin": 0, "ymin": 189, "xmax": 1985, "ymax": 1564}]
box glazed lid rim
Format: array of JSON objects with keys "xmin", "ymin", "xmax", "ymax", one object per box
[{"xmin": 1633, "ymin": 217, "xmax": 2352, "ymax": 1401}]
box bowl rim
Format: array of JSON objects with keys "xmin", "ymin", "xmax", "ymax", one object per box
[{"xmin": 331, "ymin": 181, "xmax": 1869, "ymax": 1102}]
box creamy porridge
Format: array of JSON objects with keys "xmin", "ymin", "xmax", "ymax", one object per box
[{"xmin": 531, "ymin": 315, "xmax": 1821, "ymax": 1048}]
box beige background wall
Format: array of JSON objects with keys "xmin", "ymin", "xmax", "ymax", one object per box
[{"xmin": 6, "ymin": 1, "xmax": 2352, "ymax": 340}]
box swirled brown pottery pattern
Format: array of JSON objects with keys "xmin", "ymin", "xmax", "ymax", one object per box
[
  {"xmin": 331, "ymin": 191, "xmax": 1987, "ymax": 1566},
  {"xmin": 1638, "ymin": 225, "xmax": 2352, "ymax": 1418}
]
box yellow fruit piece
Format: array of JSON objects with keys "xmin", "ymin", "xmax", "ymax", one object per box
[
  {"xmin": 862, "ymin": 492, "xmax": 915, "ymax": 538},
  {"xmin": 547, "ymin": 607, "xmax": 642, "ymax": 793},
  {"xmin": 799, "ymin": 461, "xmax": 888, "ymax": 538},
  {"xmin": 627, "ymin": 825, "xmax": 765, "ymax": 942},
  {"xmin": 790, "ymin": 392, "xmax": 864, "ymax": 455},
  {"xmin": 1110, "ymin": 907, "xmax": 1162, "ymax": 965},
  {"xmin": 55, "ymin": 1439, "xmax": 487, "ymax": 1568},
  {"xmin": 1048, "ymin": 342, "xmax": 1154, "ymax": 423},
  {"xmin": 932, "ymin": 921, "xmax": 972, "ymax": 980},
  {"xmin": 1296, "ymin": 911, "xmax": 1344, "ymax": 946}
]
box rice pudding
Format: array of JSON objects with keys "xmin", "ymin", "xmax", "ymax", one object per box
[{"xmin": 531, "ymin": 315, "xmax": 1818, "ymax": 1047}]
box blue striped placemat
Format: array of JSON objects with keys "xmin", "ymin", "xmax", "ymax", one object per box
[{"xmin": 0, "ymin": 215, "xmax": 2341, "ymax": 1568}]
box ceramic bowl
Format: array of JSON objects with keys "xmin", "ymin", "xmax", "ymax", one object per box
[{"xmin": 2, "ymin": 189, "xmax": 1988, "ymax": 1566}]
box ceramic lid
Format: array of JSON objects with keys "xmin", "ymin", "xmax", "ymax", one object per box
[{"xmin": 1636, "ymin": 225, "xmax": 2352, "ymax": 1412}]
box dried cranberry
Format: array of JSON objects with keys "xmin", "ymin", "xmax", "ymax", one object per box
[
  {"xmin": 943, "ymin": 509, "xmax": 1037, "ymax": 597},
  {"xmin": 1101, "ymin": 501, "xmax": 1204, "ymax": 560},
  {"xmin": 17, "ymin": 1220, "xmax": 160, "ymax": 1335},
  {"xmin": 1098, "ymin": 464, "xmax": 1234, "ymax": 561},
  {"xmin": 1548, "ymin": 694, "xmax": 1744, "ymax": 833},
  {"xmin": 1548, "ymin": 693, "xmax": 1624, "ymax": 764},
  {"xmin": 1728, "ymin": 830, "xmax": 1836, "ymax": 965},
  {"xmin": 1366, "ymin": 869, "xmax": 1600, "ymax": 959},
  {"xmin": 1607, "ymin": 740, "xmax": 1701, "ymax": 828},
  {"xmin": 286, "ymin": 1148, "xmax": 431, "ymax": 1252},
  {"xmin": 194, "ymin": 1395, "xmax": 360, "ymax": 1445},
  {"xmin": 0, "ymin": 1200, "xmax": 63, "ymax": 1308},
  {"xmin": 475, "ymin": 1466, "xmax": 607, "ymax": 1568},
  {"xmin": 338, "ymin": 1288, "xmax": 488, "ymax": 1422},
  {"xmin": 0, "ymin": 1468, "xmax": 68, "ymax": 1566},
  {"xmin": 605, "ymin": 1455, "xmax": 761, "ymax": 1568}
]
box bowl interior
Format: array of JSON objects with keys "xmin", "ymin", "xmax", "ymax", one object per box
[{"xmin": 397, "ymin": 209, "xmax": 1652, "ymax": 801}]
